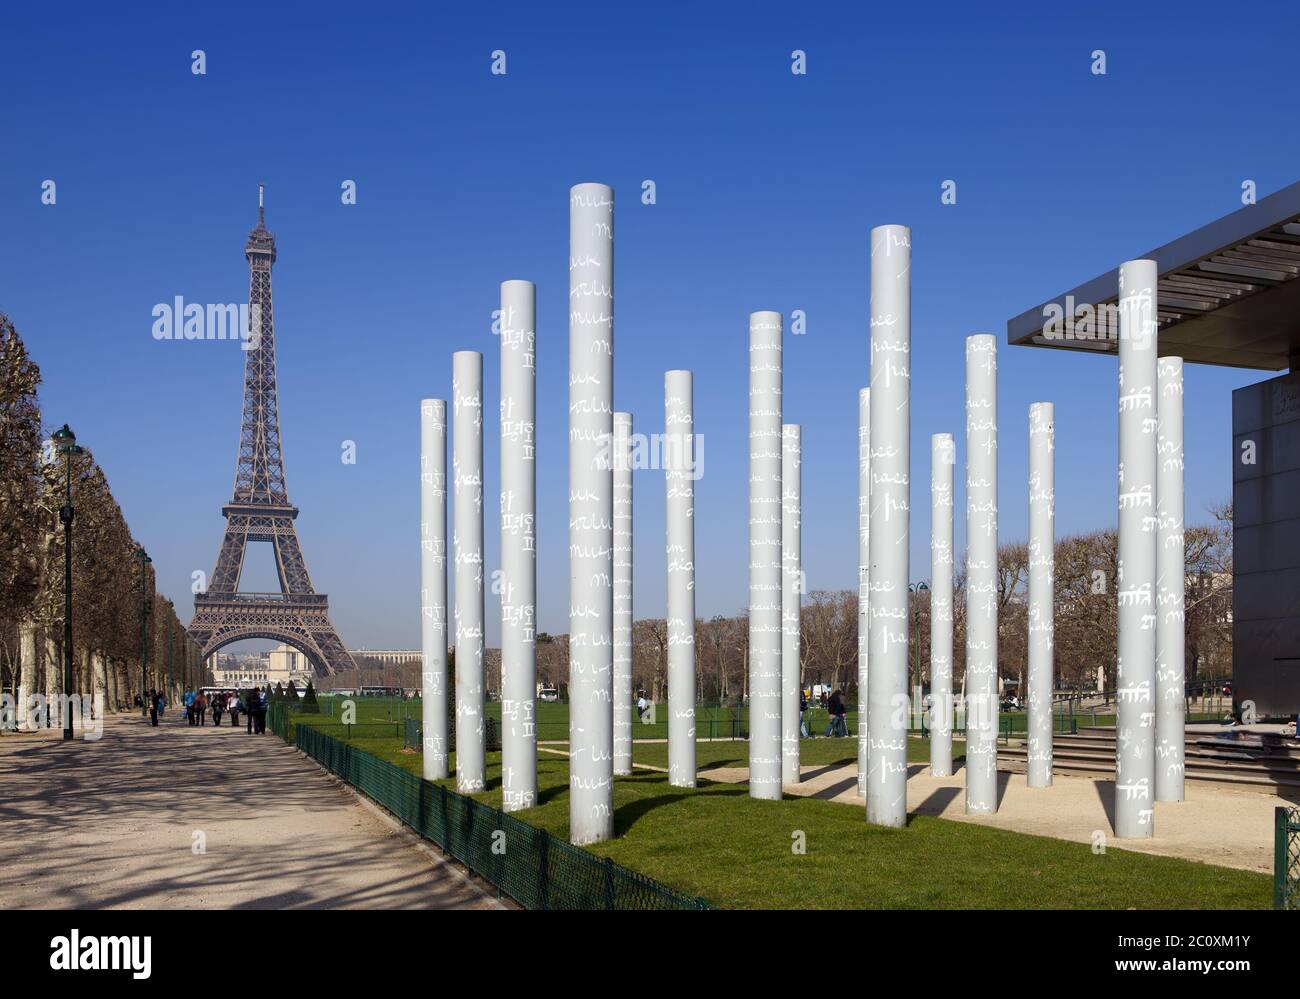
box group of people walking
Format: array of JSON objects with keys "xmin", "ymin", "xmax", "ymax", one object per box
[
  {"xmin": 798, "ymin": 688, "xmax": 850, "ymax": 738},
  {"xmin": 180, "ymin": 688, "xmax": 268, "ymax": 734}
]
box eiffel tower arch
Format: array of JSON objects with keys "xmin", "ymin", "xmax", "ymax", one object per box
[{"xmin": 189, "ymin": 187, "xmax": 357, "ymax": 676}]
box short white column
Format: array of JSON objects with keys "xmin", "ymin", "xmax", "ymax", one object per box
[
  {"xmin": 453, "ymin": 350, "xmax": 485, "ymax": 793},
  {"xmin": 781, "ymin": 423, "xmax": 802, "ymax": 785},
  {"xmin": 1116, "ymin": 258, "xmax": 1158, "ymax": 838},
  {"xmin": 929, "ymin": 433, "xmax": 955, "ymax": 777},
  {"xmin": 1156, "ymin": 357, "xmax": 1186, "ymax": 802},
  {"xmin": 748, "ymin": 311, "xmax": 783, "ymax": 801},
  {"xmin": 964, "ymin": 333, "xmax": 999, "ymax": 815},
  {"xmin": 419, "ymin": 398, "xmax": 449, "ymax": 780},
  {"xmin": 500, "ymin": 279, "xmax": 537, "ymax": 811},
  {"xmin": 665, "ymin": 371, "xmax": 696, "ymax": 788},
  {"xmin": 866, "ymin": 225, "xmax": 911, "ymax": 829},
  {"xmin": 613, "ymin": 411, "xmax": 634, "ymax": 778},
  {"xmin": 857, "ymin": 388, "xmax": 870, "ymax": 795},
  {"xmin": 1027, "ymin": 402, "xmax": 1055, "ymax": 788},
  {"xmin": 568, "ymin": 182, "xmax": 615, "ymax": 844}
]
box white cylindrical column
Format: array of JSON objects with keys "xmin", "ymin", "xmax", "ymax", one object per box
[
  {"xmin": 501, "ymin": 280, "xmax": 537, "ymax": 811},
  {"xmin": 930, "ymin": 433, "xmax": 955, "ymax": 777},
  {"xmin": 748, "ymin": 311, "xmax": 783, "ymax": 800},
  {"xmin": 453, "ymin": 351, "xmax": 485, "ymax": 792},
  {"xmin": 866, "ymin": 224, "xmax": 910, "ymax": 828},
  {"xmin": 419, "ymin": 398, "xmax": 449, "ymax": 780},
  {"xmin": 613, "ymin": 411, "xmax": 634, "ymax": 777},
  {"xmin": 965, "ymin": 333, "xmax": 999, "ymax": 814},
  {"xmin": 857, "ymin": 388, "xmax": 870, "ymax": 795},
  {"xmin": 1027, "ymin": 402, "xmax": 1055, "ymax": 788},
  {"xmin": 569, "ymin": 182, "xmax": 615, "ymax": 844},
  {"xmin": 781, "ymin": 423, "xmax": 802, "ymax": 786},
  {"xmin": 665, "ymin": 372, "xmax": 696, "ymax": 787},
  {"xmin": 1116, "ymin": 259, "xmax": 1159, "ymax": 838},
  {"xmin": 1156, "ymin": 357, "xmax": 1185, "ymax": 802}
]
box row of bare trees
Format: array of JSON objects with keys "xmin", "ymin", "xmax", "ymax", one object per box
[
  {"xmin": 484, "ymin": 518, "xmax": 1233, "ymax": 704},
  {"xmin": 0, "ymin": 313, "xmax": 207, "ymax": 723}
]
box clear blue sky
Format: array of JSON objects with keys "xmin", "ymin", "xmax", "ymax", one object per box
[{"xmin": 2, "ymin": 1, "xmax": 1295, "ymax": 650}]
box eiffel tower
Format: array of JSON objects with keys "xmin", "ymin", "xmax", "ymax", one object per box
[{"xmin": 189, "ymin": 187, "xmax": 356, "ymax": 676}]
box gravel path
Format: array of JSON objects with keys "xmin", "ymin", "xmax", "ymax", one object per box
[{"xmin": 0, "ymin": 711, "xmax": 503, "ymax": 909}]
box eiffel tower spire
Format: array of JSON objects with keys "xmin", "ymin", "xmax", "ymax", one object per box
[{"xmin": 189, "ymin": 188, "xmax": 356, "ymax": 675}]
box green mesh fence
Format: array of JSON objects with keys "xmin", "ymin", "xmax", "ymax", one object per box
[
  {"xmin": 1275, "ymin": 807, "xmax": 1300, "ymax": 910},
  {"xmin": 285, "ymin": 718, "xmax": 708, "ymax": 910}
]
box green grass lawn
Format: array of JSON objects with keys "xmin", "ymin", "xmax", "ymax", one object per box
[
  {"xmin": 315, "ymin": 694, "xmax": 1219, "ymax": 744},
  {"xmin": 288, "ymin": 713, "xmax": 1269, "ymax": 909},
  {"xmin": 567, "ymin": 734, "xmax": 957, "ymax": 771}
]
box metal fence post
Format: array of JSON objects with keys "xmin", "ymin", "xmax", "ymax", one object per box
[{"xmin": 1277, "ymin": 806, "xmax": 1289, "ymax": 910}]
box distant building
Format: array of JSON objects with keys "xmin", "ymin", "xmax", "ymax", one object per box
[
  {"xmin": 210, "ymin": 645, "xmax": 314, "ymax": 689},
  {"xmin": 349, "ymin": 649, "xmax": 423, "ymax": 669}
]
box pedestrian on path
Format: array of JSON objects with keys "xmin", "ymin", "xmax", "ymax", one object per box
[
  {"xmin": 824, "ymin": 689, "xmax": 847, "ymax": 738},
  {"xmin": 183, "ymin": 688, "xmax": 196, "ymax": 726},
  {"xmin": 212, "ymin": 693, "xmax": 225, "ymax": 727},
  {"xmin": 246, "ymin": 690, "xmax": 258, "ymax": 734},
  {"xmin": 195, "ymin": 691, "xmax": 208, "ymax": 727},
  {"xmin": 148, "ymin": 689, "xmax": 159, "ymax": 727},
  {"xmin": 230, "ymin": 694, "xmax": 243, "ymax": 729}
]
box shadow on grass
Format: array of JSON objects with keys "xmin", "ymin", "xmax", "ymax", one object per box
[
  {"xmin": 536, "ymin": 783, "xmax": 568, "ymax": 807},
  {"xmin": 613, "ymin": 775, "xmax": 749, "ymax": 836}
]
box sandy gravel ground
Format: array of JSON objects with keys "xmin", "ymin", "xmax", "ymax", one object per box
[{"xmin": 0, "ymin": 711, "xmax": 503, "ymax": 909}]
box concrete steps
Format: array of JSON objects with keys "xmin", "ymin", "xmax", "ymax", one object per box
[{"xmin": 999, "ymin": 726, "xmax": 1300, "ymax": 791}]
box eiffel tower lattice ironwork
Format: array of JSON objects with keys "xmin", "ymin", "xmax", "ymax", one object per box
[{"xmin": 188, "ymin": 187, "xmax": 356, "ymax": 675}]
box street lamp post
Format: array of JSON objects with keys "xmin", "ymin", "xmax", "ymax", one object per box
[
  {"xmin": 166, "ymin": 612, "xmax": 173, "ymax": 705},
  {"xmin": 135, "ymin": 546, "xmax": 151, "ymax": 716},
  {"xmin": 51, "ymin": 425, "xmax": 83, "ymax": 742}
]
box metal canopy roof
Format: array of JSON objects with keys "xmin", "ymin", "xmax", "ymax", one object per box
[{"xmin": 1007, "ymin": 180, "xmax": 1300, "ymax": 371}]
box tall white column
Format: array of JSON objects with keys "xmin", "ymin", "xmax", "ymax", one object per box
[
  {"xmin": 665, "ymin": 372, "xmax": 696, "ymax": 787},
  {"xmin": 1156, "ymin": 357, "xmax": 1185, "ymax": 802},
  {"xmin": 781, "ymin": 423, "xmax": 802, "ymax": 785},
  {"xmin": 930, "ymin": 433, "xmax": 954, "ymax": 777},
  {"xmin": 965, "ymin": 333, "xmax": 999, "ymax": 814},
  {"xmin": 419, "ymin": 398, "xmax": 449, "ymax": 780},
  {"xmin": 866, "ymin": 224, "xmax": 910, "ymax": 828},
  {"xmin": 453, "ymin": 350, "xmax": 485, "ymax": 792},
  {"xmin": 501, "ymin": 279, "xmax": 537, "ymax": 811},
  {"xmin": 1116, "ymin": 258, "xmax": 1158, "ymax": 838},
  {"xmin": 613, "ymin": 411, "xmax": 634, "ymax": 777},
  {"xmin": 1027, "ymin": 402, "xmax": 1055, "ymax": 788},
  {"xmin": 857, "ymin": 388, "xmax": 870, "ymax": 795},
  {"xmin": 569, "ymin": 182, "xmax": 615, "ymax": 844},
  {"xmin": 748, "ymin": 310, "xmax": 783, "ymax": 800}
]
